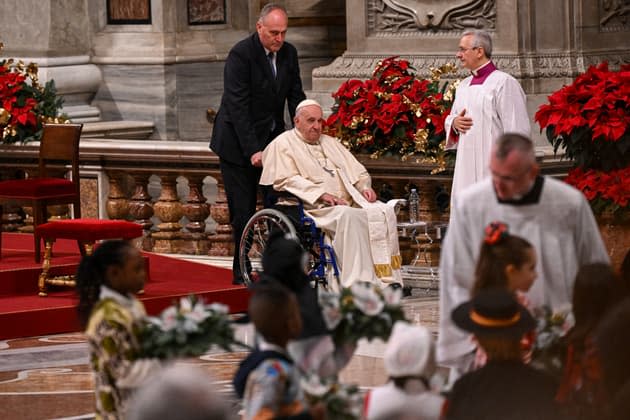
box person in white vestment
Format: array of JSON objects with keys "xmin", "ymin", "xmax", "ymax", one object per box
[
  {"xmin": 437, "ymin": 132, "xmax": 610, "ymax": 379},
  {"xmin": 260, "ymin": 99, "xmax": 403, "ymax": 289},
  {"xmin": 445, "ymin": 29, "xmax": 530, "ymax": 201}
]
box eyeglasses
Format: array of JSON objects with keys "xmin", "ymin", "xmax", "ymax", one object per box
[{"xmin": 457, "ymin": 46, "xmax": 479, "ymax": 53}]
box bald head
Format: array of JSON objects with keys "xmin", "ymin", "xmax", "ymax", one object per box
[
  {"xmin": 489, "ymin": 133, "xmax": 539, "ymax": 200},
  {"xmin": 256, "ymin": 4, "xmax": 288, "ymax": 53}
]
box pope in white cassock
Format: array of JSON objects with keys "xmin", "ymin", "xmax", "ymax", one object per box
[
  {"xmin": 260, "ymin": 99, "xmax": 403, "ymax": 289},
  {"xmin": 437, "ymin": 133, "xmax": 610, "ymax": 377},
  {"xmin": 445, "ymin": 29, "xmax": 530, "ymax": 201}
]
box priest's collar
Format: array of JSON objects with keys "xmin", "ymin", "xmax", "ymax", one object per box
[
  {"xmin": 496, "ymin": 176, "xmax": 544, "ymax": 205},
  {"xmin": 470, "ymin": 61, "xmax": 496, "ymax": 85}
]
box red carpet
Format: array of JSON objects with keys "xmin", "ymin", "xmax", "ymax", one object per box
[{"xmin": 0, "ymin": 233, "xmax": 248, "ymax": 340}]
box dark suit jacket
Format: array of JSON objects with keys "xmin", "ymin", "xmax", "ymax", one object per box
[{"xmin": 210, "ymin": 33, "xmax": 305, "ymax": 166}]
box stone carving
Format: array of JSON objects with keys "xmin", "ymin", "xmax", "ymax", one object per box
[
  {"xmin": 312, "ymin": 51, "xmax": 630, "ymax": 81},
  {"xmin": 372, "ymin": 0, "xmax": 496, "ymax": 32},
  {"xmin": 600, "ymin": 0, "xmax": 630, "ymax": 31}
]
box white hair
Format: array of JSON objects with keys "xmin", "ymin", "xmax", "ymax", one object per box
[{"xmin": 462, "ymin": 29, "xmax": 493, "ymax": 58}]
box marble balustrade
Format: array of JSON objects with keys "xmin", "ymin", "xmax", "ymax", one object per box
[{"xmin": 0, "ymin": 140, "xmax": 572, "ymax": 262}]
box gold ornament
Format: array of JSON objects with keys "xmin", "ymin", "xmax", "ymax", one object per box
[
  {"xmin": 3, "ymin": 125, "xmax": 17, "ymax": 138},
  {"xmin": 0, "ymin": 108, "xmax": 10, "ymax": 125}
]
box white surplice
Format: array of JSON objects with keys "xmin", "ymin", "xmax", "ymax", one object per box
[
  {"xmin": 436, "ymin": 177, "xmax": 610, "ymax": 370},
  {"xmin": 260, "ymin": 129, "xmax": 402, "ymax": 289},
  {"xmin": 445, "ymin": 67, "xmax": 530, "ymax": 200}
]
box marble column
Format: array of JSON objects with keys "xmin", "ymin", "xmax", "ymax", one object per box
[{"xmin": 0, "ymin": 0, "xmax": 102, "ymax": 122}]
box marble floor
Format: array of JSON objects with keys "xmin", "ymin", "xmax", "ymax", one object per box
[{"xmin": 0, "ymin": 257, "xmax": 440, "ymax": 420}]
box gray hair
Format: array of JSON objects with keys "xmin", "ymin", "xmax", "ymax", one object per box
[
  {"xmin": 463, "ymin": 29, "xmax": 493, "ymax": 58},
  {"xmin": 127, "ymin": 366, "xmax": 232, "ymax": 420},
  {"xmin": 493, "ymin": 132, "xmax": 536, "ymax": 164},
  {"xmin": 258, "ymin": 3, "xmax": 287, "ymax": 24}
]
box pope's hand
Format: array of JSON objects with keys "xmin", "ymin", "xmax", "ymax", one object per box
[
  {"xmin": 250, "ymin": 151, "xmax": 263, "ymax": 167},
  {"xmin": 362, "ymin": 188, "xmax": 377, "ymax": 202},
  {"xmin": 320, "ymin": 193, "xmax": 348, "ymax": 206}
]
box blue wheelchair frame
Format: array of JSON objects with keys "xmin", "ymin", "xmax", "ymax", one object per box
[
  {"xmin": 238, "ymin": 193, "xmax": 340, "ymax": 288},
  {"xmin": 291, "ymin": 200, "xmax": 340, "ymax": 285}
]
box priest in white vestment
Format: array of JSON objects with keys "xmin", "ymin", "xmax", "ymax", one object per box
[
  {"xmin": 260, "ymin": 99, "xmax": 403, "ymax": 289},
  {"xmin": 445, "ymin": 30, "xmax": 530, "ymax": 201},
  {"xmin": 437, "ymin": 133, "xmax": 610, "ymax": 378}
]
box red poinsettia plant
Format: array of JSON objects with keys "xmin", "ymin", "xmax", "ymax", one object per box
[
  {"xmin": 324, "ymin": 56, "xmax": 458, "ymax": 172},
  {"xmin": 0, "ymin": 42, "xmax": 67, "ymax": 144},
  {"xmin": 535, "ymin": 62, "xmax": 630, "ymax": 216}
]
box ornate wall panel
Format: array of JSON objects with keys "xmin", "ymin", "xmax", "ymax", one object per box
[
  {"xmin": 599, "ymin": 0, "xmax": 630, "ymax": 31},
  {"xmin": 369, "ymin": 0, "xmax": 496, "ymax": 33},
  {"xmin": 312, "ymin": 50, "xmax": 630, "ymax": 81}
]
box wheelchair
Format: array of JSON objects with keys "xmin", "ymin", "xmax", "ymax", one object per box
[{"xmin": 238, "ymin": 195, "xmax": 340, "ymax": 288}]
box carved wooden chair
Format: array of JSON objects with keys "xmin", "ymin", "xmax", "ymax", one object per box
[{"xmin": 0, "ymin": 123, "xmax": 83, "ymax": 262}]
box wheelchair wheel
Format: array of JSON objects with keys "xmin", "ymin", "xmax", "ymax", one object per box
[{"xmin": 239, "ymin": 208, "xmax": 298, "ymax": 286}]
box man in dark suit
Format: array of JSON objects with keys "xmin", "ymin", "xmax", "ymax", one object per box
[{"xmin": 210, "ymin": 3, "xmax": 305, "ymax": 284}]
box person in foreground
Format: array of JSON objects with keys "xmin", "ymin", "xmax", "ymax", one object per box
[
  {"xmin": 438, "ymin": 132, "xmax": 610, "ymax": 377},
  {"xmin": 363, "ymin": 321, "xmax": 444, "ymax": 420},
  {"xmin": 127, "ymin": 365, "xmax": 232, "ymax": 420},
  {"xmin": 210, "ymin": 3, "xmax": 305, "ymax": 284},
  {"xmin": 258, "ymin": 231, "xmax": 355, "ymax": 378},
  {"xmin": 236, "ymin": 283, "xmax": 325, "ymax": 420},
  {"xmin": 596, "ymin": 297, "xmax": 630, "ymax": 419},
  {"xmin": 445, "ymin": 29, "xmax": 530, "ymax": 200},
  {"xmin": 260, "ymin": 99, "xmax": 402, "ymax": 289},
  {"xmin": 470, "ymin": 221, "xmax": 538, "ymax": 369},
  {"xmin": 444, "ymin": 289, "xmax": 561, "ymax": 420},
  {"xmin": 556, "ymin": 263, "xmax": 617, "ymax": 419},
  {"xmin": 76, "ymin": 240, "xmax": 156, "ymax": 420}
]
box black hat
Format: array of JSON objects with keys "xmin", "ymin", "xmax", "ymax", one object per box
[
  {"xmin": 262, "ymin": 231, "xmax": 309, "ymax": 291},
  {"xmin": 451, "ymin": 289, "xmax": 535, "ymax": 337}
]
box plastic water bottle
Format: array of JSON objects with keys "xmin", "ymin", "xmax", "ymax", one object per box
[{"xmin": 408, "ymin": 188, "xmax": 419, "ymax": 223}]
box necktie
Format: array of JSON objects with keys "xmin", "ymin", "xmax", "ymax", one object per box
[{"xmin": 267, "ymin": 52, "xmax": 276, "ymax": 78}]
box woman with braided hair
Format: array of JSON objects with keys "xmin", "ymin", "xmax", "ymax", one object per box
[{"xmin": 76, "ymin": 240, "xmax": 156, "ymax": 419}]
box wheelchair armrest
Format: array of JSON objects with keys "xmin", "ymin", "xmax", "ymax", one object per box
[
  {"xmin": 268, "ymin": 190, "xmax": 305, "ymax": 205},
  {"xmin": 269, "ymin": 190, "xmax": 299, "ymax": 199}
]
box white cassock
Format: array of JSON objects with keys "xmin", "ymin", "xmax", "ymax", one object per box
[
  {"xmin": 437, "ymin": 177, "xmax": 610, "ymax": 370},
  {"xmin": 445, "ymin": 64, "xmax": 530, "ymax": 200},
  {"xmin": 260, "ymin": 128, "xmax": 402, "ymax": 289}
]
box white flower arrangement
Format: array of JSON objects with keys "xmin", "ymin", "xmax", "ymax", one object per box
[
  {"xmin": 530, "ymin": 304, "xmax": 574, "ymax": 377},
  {"xmin": 320, "ymin": 281, "xmax": 407, "ymax": 345},
  {"xmin": 301, "ymin": 375, "xmax": 363, "ymax": 420},
  {"xmin": 138, "ymin": 295, "xmax": 241, "ymax": 359}
]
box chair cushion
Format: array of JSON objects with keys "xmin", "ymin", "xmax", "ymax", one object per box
[
  {"xmin": 0, "ymin": 178, "xmax": 75, "ymax": 198},
  {"xmin": 36, "ymin": 219, "xmax": 143, "ymax": 241}
]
